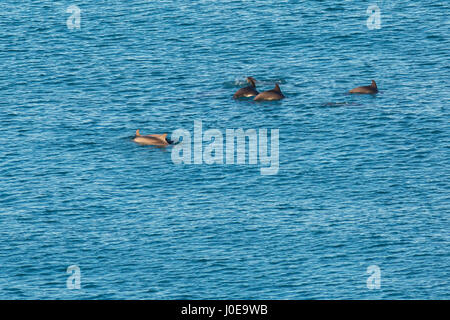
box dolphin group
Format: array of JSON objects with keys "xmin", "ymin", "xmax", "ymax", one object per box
[
  {"xmin": 233, "ymin": 77, "xmax": 379, "ymax": 100},
  {"xmin": 134, "ymin": 78, "xmax": 379, "ymax": 147},
  {"xmin": 233, "ymin": 77, "xmax": 285, "ymax": 101}
]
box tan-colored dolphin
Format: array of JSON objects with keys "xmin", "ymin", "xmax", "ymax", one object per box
[
  {"xmin": 133, "ymin": 130, "xmax": 172, "ymax": 146},
  {"xmin": 349, "ymin": 80, "xmax": 378, "ymax": 94},
  {"xmin": 254, "ymin": 83, "xmax": 285, "ymax": 101},
  {"xmin": 233, "ymin": 77, "xmax": 259, "ymax": 99}
]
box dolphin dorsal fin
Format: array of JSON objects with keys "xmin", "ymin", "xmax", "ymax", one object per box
[
  {"xmin": 274, "ymin": 83, "xmax": 281, "ymax": 92},
  {"xmin": 371, "ymin": 80, "xmax": 377, "ymax": 89},
  {"xmin": 136, "ymin": 129, "xmax": 141, "ymax": 136},
  {"xmin": 247, "ymin": 77, "xmax": 256, "ymax": 88}
]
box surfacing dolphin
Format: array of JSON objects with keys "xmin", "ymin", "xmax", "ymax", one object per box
[
  {"xmin": 133, "ymin": 130, "xmax": 173, "ymax": 146},
  {"xmin": 233, "ymin": 77, "xmax": 259, "ymax": 99},
  {"xmin": 254, "ymin": 83, "xmax": 285, "ymax": 101},
  {"xmin": 349, "ymin": 80, "xmax": 378, "ymax": 94}
]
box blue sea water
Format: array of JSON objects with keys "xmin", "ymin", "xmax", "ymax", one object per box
[{"xmin": 0, "ymin": 0, "xmax": 449, "ymax": 299}]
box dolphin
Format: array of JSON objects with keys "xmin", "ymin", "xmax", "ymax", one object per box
[
  {"xmin": 233, "ymin": 77, "xmax": 259, "ymax": 99},
  {"xmin": 254, "ymin": 83, "xmax": 285, "ymax": 101},
  {"xmin": 349, "ymin": 80, "xmax": 378, "ymax": 94},
  {"xmin": 133, "ymin": 130, "xmax": 173, "ymax": 146}
]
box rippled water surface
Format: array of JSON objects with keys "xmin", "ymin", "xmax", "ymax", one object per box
[{"xmin": 0, "ymin": 1, "xmax": 449, "ymax": 299}]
